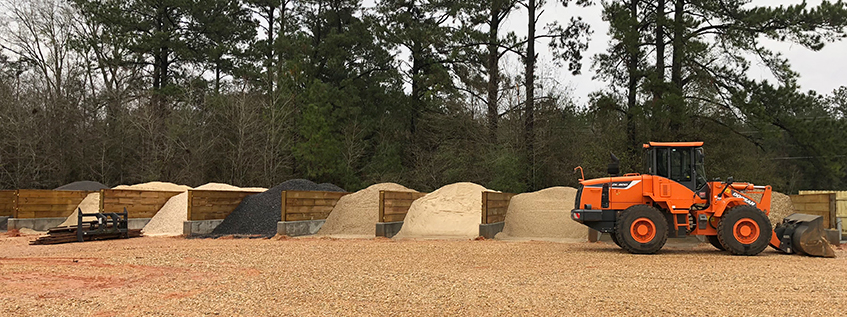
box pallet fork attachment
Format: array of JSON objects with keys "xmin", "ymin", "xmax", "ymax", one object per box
[{"xmin": 76, "ymin": 207, "xmax": 129, "ymax": 242}]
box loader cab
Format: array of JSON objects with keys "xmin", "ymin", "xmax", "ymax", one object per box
[{"xmin": 643, "ymin": 142, "xmax": 706, "ymax": 192}]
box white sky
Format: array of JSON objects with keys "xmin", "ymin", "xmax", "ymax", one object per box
[{"xmin": 365, "ymin": 0, "xmax": 847, "ymax": 104}]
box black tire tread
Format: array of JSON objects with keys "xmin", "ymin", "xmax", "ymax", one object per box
[
  {"xmin": 706, "ymin": 235, "xmax": 724, "ymax": 250},
  {"xmin": 716, "ymin": 205, "xmax": 772, "ymax": 256},
  {"xmin": 614, "ymin": 205, "xmax": 668, "ymax": 254}
]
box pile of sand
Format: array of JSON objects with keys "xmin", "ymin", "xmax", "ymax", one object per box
[
  {"xmin": 393, "ymin": 182, "xmax": 488, "ymax": 239},
  {"xmin": 113, "ymin": 181, "xmax": 190, "ymax": 192},
  {"xmin": 58, "ymin": 181, "xmax": 191, "ymax": 227},
  {"xmin": 317, "ymin": 183, "xmax": 416, "ymax": 237},
  {"xmin": 142, "ymin": 183, "xmax": 266, "ymax": 237},
  {"xmin": 495, "ymin": 186, "xmax": 586, "ymax": 241},
  {"xmin": 58, "ymin": 192, "xmax": 101, "ymax": 227},
  {"xmin": 769, "ymin": 192, "xmax": 795, "ymax": 227}
]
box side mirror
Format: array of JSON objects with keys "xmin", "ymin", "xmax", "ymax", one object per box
[
  {"xmin": 696, "ymin": 148, "xmax": 705, "ymax": 164},
  {"xmin": 607, "ymin": 152, "xmax": 620, "ymax": 176}
]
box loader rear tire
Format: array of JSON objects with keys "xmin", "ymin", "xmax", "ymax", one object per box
[
  {"xmin": 614, "ymin": 205, "xmax": 668, "ymax": 254},
  {"xmin": 717, "ymin": 205, "xmax": 772, "ymax": 256},
  {"xmin": 707, "ymin": 235, "xmax": 725, "ymax": 250}
]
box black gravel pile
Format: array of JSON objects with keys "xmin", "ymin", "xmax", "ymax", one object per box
[
  {"xmin": 54, "ymin": 181, "xmax": 109, "ymax": 191},
  {"xmin": 211, "ymin": 179, "xmax": 346, "ymax": 236}
]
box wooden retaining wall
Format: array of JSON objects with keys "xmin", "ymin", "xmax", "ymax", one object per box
[
  {"xmin": 13, "ymin": 190, "xmax": 93, "ymax": 219},
  {"xmin": 0, "ymin": 190, "xmax": 15, "ymax": 217},
  {"xmin": 378, "ymin": 191, "xmax": 427, "ymax": 222},
  {"xmin": 188, "ymin": 190, "xmax": 261, "ymax": 221},
  {"xmin": 100, "ymin": 189, "xmax": 183, "ymax": 219},
  {"xmin": 790, "ymin": 193, "xmax": 836, "ymax": 229},
  {"xmin": 482, "ymin": 191, "xmax": 515, "ymax": 224},
  {"xmin": 799, "ymin": 190, "xmax": 847, "ymax": 218},
  {"xmin": 282, "ymin": 191, "xmax": 349, "ymax": 222}
]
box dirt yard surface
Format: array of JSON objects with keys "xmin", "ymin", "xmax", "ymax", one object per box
[{"xmin": 1, "ymin": 233, "xmax": 845, "ymax": 316}]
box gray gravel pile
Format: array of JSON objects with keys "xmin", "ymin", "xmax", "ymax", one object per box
[
  {"xmin": 54, "ymin": 181, "xmax": 108, "ymax": 191},
  {"xmin": 210, "ymin": 179, "xmax": 345, "ymax": 236}
]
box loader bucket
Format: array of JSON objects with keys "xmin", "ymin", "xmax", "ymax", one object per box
[{"xmin": 772, "ymin": 213, "xmax": 836, "ymax": 258}]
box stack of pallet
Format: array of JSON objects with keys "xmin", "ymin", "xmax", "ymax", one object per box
[{"xmin": 30, "ymin": 226, "xmax": 142, "ymax": 245}]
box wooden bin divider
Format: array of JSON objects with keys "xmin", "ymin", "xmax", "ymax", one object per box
[
  {"xmin": 0, "ymin": 190, "xmax": 17, "ymax": 217},
  {"xmin": 378, "ymin": 191, "xmax": 427, "ymax": 223},
  {"xmin": 482, "ymin": 191, "xmax": 515, "ymax": 224},
  {"xmin": 282, "ymin": 191, "xmax": 349, "ymax": 222},
  {"xmin": 187, "ymin": 189, "xmax": 262, "ymax": 221},
  {"xmin": 100, "ymin": 189, "xmax": 184, "ymax": 218},
  {"xmin": 13, "ymin": 189, "xmax": 94, "ymax": 219},
  {"xmin": 790, "ymin": 193, "xmax": 836, "ymax": 228}
]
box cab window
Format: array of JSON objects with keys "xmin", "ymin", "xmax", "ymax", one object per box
[
  {"xmin": 670, "ymin": 148, "xmax": 691, "ymax": 183},
  {"xmin": 656, "ymin": 148, "xmax": 669, "ymax": 178}
]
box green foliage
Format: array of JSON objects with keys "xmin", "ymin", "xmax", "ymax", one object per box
[{"xmin": 0, "ymin": 0, "xmax": 845, "ymax": 195}]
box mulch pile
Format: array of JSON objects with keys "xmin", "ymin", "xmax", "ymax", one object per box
[
  {"xmin": 53, "ymin": 181, "xmax": 108, "ymax": 191},
  {"xmin": 210, "ymin": 179, "xmax": 345, "ymax": 236}
]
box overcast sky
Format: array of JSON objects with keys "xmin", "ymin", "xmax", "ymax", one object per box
[
  {"xmin": 365, "ymin": 0, "xmax": 847, "ymax": 104},
  {"xmin": 506, "ymin": 0, "xmax": 847, "ymax": 103}
]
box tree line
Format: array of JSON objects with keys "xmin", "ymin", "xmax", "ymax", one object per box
[{"xmin": 0, "ymin": 0, "xmax": 846, "ymax": 193}]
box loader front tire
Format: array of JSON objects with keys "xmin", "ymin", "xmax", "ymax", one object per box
[
  {"xmin": 717, "ymin": 205, "xmax": 772, "ymax": 256},
  {"xmin": 707, "ymin": 235, "xmax": 725, "ymax": 250},
  {"xmin": 610, "ymin": 231, "xmax": 621, "ymax": 247},
  {"xmin": 614, "ymin": 205, "xmax": 668, "ymax": 254}
]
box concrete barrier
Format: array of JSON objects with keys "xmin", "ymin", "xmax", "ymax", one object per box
[
  {"xmin": 0, "ymin": 216, "xmax": 8, "ymax": 231},
  {"xmin": 128, "ymin": 218, "xmax": 152, "ymax": 230},
  {"xmin": 183, "ymin": 220, "xmax": 225, "ymax": 236},
  {"xmin": 478, "ymin": 222, "xmax": 505, "ymax": 239},
  {"xmin": 277, "ymin": 220, "xmax": 325, "ymax": 237},
  {"xmin": 376, "ymin": 221, "xmax": 404, "ymax": 238},
  {"xmin": 7, "ymin": 217, "xmax": 66, "ymax": 231},
  {"xmin": 8, "ymin": 217, "xmax": 150, "ymax": 231}
]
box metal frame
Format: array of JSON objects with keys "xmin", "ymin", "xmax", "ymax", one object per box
[{"xmin": 76, "ymin": 207, "xmax": 129, "ymax": 242}]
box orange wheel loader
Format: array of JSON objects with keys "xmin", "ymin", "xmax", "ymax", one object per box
[{"xmin": 570, "ymin": 142, "xmax": 835, "ymax": 257}]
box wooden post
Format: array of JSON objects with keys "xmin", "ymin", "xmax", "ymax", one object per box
[
  {"xmin": 187, "ymin": 190, "xmax": 194, "ymax": 221},
  {"xmin": 481, "ymin": 191, "xmax": 488, "ymax": 225},
  {"xmin": 13, "ymin": 190, "xmax": 18, "ymax": 218},
  {"xmin": 99, "ymin": 189, "xmax": 105, "ymax": 213},
  {"xmin": 830, "ymin": 193, "xmax": 837, "ymax": 228},
  {"xmin": 281, "ymin": 191, "xmax": 288, "ymax": 222},
  {"xmin": 378, "ymin": 190, "xmax": 385, "ymax": 223}
]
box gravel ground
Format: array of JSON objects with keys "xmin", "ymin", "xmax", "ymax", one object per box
[{"xmin": 0, "ymin": 233, "xmax": 845, "ymax": 316}]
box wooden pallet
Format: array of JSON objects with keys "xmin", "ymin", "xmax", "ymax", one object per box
[{"xmin": 30, "ymin": 228, "xmax": 142, "ymax": 245}]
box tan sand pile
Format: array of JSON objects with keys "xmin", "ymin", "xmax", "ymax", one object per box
[
  {"xmin": 317, "ymin": 183, "xmax": 416, "ymax": 237},
  {"xmin": 393, "ymin": 182, "xmax": 488, "ymax": 239},
  {"xmin": 495, "ymin": 186, "xmax": 586, "ymax": 241},
  {"xmin": 142, "ymin": 183, "xmax": 266, "ymax": 236},
  {"xmin": 769, "ymin": 192, "xmax": 795, "ymax": 227},
  {"xmin": 113, "ymin": 181, "xmax": 190, "ymax": 192},
  {"xmin": 58, "ymin": 192, "xmax": 101, "ymax": 227}
]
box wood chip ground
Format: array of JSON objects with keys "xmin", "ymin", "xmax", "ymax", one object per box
[{"xmin": 1, "ymin": 234, "xmax": 845, "ymax": 316}]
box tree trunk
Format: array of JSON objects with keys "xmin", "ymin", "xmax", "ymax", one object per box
[
  {"xmin": 486, "ymin": 3, "xmax": 501, "ymax": 145},
  {"xmin": 671, "ymin": 0, "xmax": 683, "ymax": 90},
  {"xmin": 654, "ymin": 0, "xmax": 665, "ymax": 102},
  {"xmin": 265, "ymin": 6, "xmax": 276, "ymax": 99},
  {"xmin": 525, "ymin": 0, "xmax": 536, "ymax": 190},
  {"xmin": 669, "ymin": 0, "xmax": 685, "ymax": 136},
  {"xmin": 410, "ymin": 40, "xmax": 422, "ymax": 137},
  {"xmin": 626, "ymin": 0, "xmax": 639, "ymax": 152}
]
